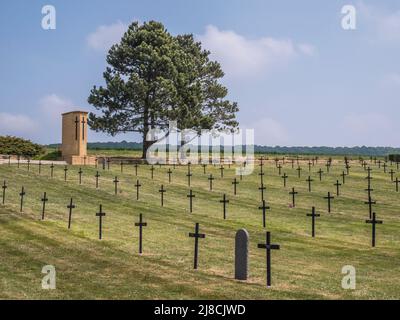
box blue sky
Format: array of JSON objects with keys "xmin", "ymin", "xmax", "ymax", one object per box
[{"xmin": 0, "ymin": 0, "xmax": 399, "ymax": 146}]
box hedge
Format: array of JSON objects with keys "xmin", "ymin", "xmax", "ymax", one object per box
[{"xmin": 0, "ymin": 136, "xmax": 46, "ymax": 157}]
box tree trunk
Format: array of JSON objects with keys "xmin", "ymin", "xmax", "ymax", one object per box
[{"xmin": 142, "ymin": 139, "xmax": 156, "ymax": 159}]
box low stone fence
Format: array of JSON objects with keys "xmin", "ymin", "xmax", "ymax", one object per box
[{"xmin": 0, "ymin": 155, "xmax": 67, "ymax": 165}]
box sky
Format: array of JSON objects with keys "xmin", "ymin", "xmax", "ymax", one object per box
[{"xmin": 0, "ymin": 0, "xmax": 399, "ymax": 147}]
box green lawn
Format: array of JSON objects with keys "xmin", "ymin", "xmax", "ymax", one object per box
[{"xmin": 0, "ymin": 156, "xmax": 399, "ymax": 299}]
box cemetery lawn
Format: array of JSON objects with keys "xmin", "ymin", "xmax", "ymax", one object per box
[{"xmin": 0, "ymin": 157, "xmax": 400, "ymax": 299}]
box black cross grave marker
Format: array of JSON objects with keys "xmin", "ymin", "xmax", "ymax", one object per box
[
  {"xmin": 389, "ymin": 169, "xmax": 395, "ymax": 182},
  {"xmin": 159, "ymin": 184, "xmax": 166, "ymax": 206},
  {"xmin": 364, "ymin": 195, "xmax": 376, "ymax": 219},
  {"xmin": 258, "ymin": 200, "xmax": 270, "ymax": 228},
  {"xmin": 306, "ymin": 176, "xmax": 313, "ymax": 192},
  {"xmin": 189, "ymin": 223, "xmax": 206, "ymax": 269},
  {"xmin": 187, "ymin": 189, "xmax": 195, "ymax": 213},
  {"xmin": 394, "ymin": 177, "xmax": 399, "ymax": 192},
  {"xmin": 341, "ymin": 171, "xmax": 346, "ymax": 184},
  {"xmin": 78, "ymin": 168, "xmax": 83, "ymax": 185},
  {"xmin": 277, "ymin": 164, "xmax": 282, "ymax": 176},
  {"xmin": 345, "ymin": 163, "xmax": 351, "ymax": 175},
  {"xmin": 257, "ymin": 231, "xmax": 280, "ymax": 287},
  {"xmin": 135, "ymin": 213, "xmax": 147, "ymax": 254},
  {"xmin": 134, "ymin": 163, "xmax": 139, "ymax": 176},
  {"xmin": 186, "ymin": 166, "xmax": 193, "ymax": 187},
  {"xmin": 64, "ymin": 166, "xmax": 68, "ymax": 181},
  {"xmin": 113, "ymin": 176, "xmax": 119, "ymax": 195},
  {"xmin": 334, "ymin": 180, "xmax": 342, "ymax": 196},
  {"xmin": 50, "ymin": 163, "xmax": 54, "ymax": 178},
  {"xmin": 325, "ymin": 161, "xmax": 330, "ymax": 173},
  {"xmin": 365, "ymin": 183, "xmax": 374, "ymax": 201},
  {"xmin": 362, "ymin": 161, "xmax": 367, "ymax": 170},
  {"xmin": 19, "ymin": 186, "xmax": 25, "ymax": 212},
  {"xmin": 382, "ymin": 162, "xmax": 387, "ymax": 173},
  {"xmin": 167, "ymin": 168, "xmax": 172, "ymax": 183},
  {"xmin": 135, "ymin": 180, "xmax": 141, "ymax": 200},
  {"xmin": 323, "ymin": 192, "xmax": 334, "ymax": 213},
  {"xmin": 259, "ymin": 157, "xmax": 264, "ymax": 166},
  {"xmin": 27, "ymin": 159, "xmax": 30, "ymax": 171},
  {"xmin": 289, "ymin": 187, "xmax": 298, "ymax": 207},
  {"xmin": 258, "ymin": 171, "xmax": 265, "ymax": 185},
  {"xmin": 208, "ymin": 174, "xmax": 214, "ymax": 191},
  {"xmin": 296, "ymin": 166, "xmax": 302, "ymax": 178},
  {"xmin": 281, "ymin": 173, "xmax": 288, "ymax": 187},
  {"xmin": 2, "ymin": 180, "xmax": 7, "ymax": 205},
  {"xmin": 150, "ymin": 165, "xmax": 155, "ymax": 179},
  {"xmin": 202, "ymin": 163, "xmax": 207, "ymax": 174},
  {"xmin": 306, "ymin": 206, "xmax": 320, "ymax": 238},
  {"xmin": 17, "ymin": 156, "xmax": 20, "ymax": 168},
  {"xmin": 365, "ymin": 212, "xmax": 383, "ymax": 247},
  {"xmin": 96, "ymin": 205, "xmax": 106, "ymax": 240},
  {"xmin": 232, "ymin": 178, "xmax": 239, "ymax": 195},
  {"xmin": 220, "ymin": 194, "xmax": 229, "ymax": 219},
  {"xmin": 95, "ymin": 171, "xmax": 100, "ymax": 189},
  {"xmin": 67, "ymin": 198, "xmax": 75, "ymax": 229},
  {"xmin": 219, "ymin": 165, "xmax": 225, "ymax": 178},
  {"xmin": 38, "ymin": 161, "xmax": 42, "ymax": 175},
  {"xmin": 259, "ymin": 183, "xmax": 266, "ymax": 201},
  {"xmin": 317, "ymin": 168, "xmax": 324, "ymax": 181},
  {"xmin": 41, "ymin": 192, "xmax": 48, "ymax": 220},
  {"xmin": 365, "ymin": 173, "xmax": 373, "ymax": 187}
]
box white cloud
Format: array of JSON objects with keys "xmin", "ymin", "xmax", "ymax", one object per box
[
  {"xmin": 358, "ymin": 1, "xmax": 400, "ymax": 43},
  {"xmin": 298, "ymin": 43, "xmax": 316, "ymax": 56},
  {"xmin": 197, "ymin": 25, "xmax": 315, "ymax": 78},
  {"xmin": 87, "ymin": 21, "xmax": 128, "ymax": 51},
  {"xmin": 39, "ymin": 94, "xmax": 75, "ymax": 120},
  {"xmin": 244, "ymin": 117, "xmax": 289, "ymax": 146},
  {"xmin": 0, "ymin": 113, "xmax": 38, "ymax": 136}
]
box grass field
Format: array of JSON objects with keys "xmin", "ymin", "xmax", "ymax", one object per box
[{"xmin": 0, "ymin": 155, "xmax": 399, "ymax": 299}]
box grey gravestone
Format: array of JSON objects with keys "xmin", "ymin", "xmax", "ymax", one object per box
[{"xmin": 235, "ymin": 229, "xmax": 249, "ymax": 280}]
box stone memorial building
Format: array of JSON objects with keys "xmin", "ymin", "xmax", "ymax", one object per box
[{"xmin": 61, "ymin": 111, "xmax": 96, "ymax": 165}]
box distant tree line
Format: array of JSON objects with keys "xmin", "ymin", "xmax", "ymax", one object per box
[
  {"xmin": 254, "ymin": 146, "xmax": 400, "ymax": 157},
  {"xmin": 388, "ymin": 154, "xmax": 400, "ymax": 162},
  {"xmin": 48, "ymin": 141, "xmax": 400, "ymax": 156},
  {"xmin": 0, "ymin": 136, "xmax": 45, "ymax": 157}
]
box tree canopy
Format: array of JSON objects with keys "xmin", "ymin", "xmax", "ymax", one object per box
[{"xmin": 88, "ymin": 21, "xmax": 239, "ymax": 158}]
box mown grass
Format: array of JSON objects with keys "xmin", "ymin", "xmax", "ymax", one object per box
[{"xmin": 0, "ymin": 156, "xmax": 399, "ymax": 299}]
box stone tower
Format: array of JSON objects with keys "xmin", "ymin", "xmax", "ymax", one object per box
[{"xmin": 61, "ymin": 111, "xmax": 95, "ymax": 165}]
